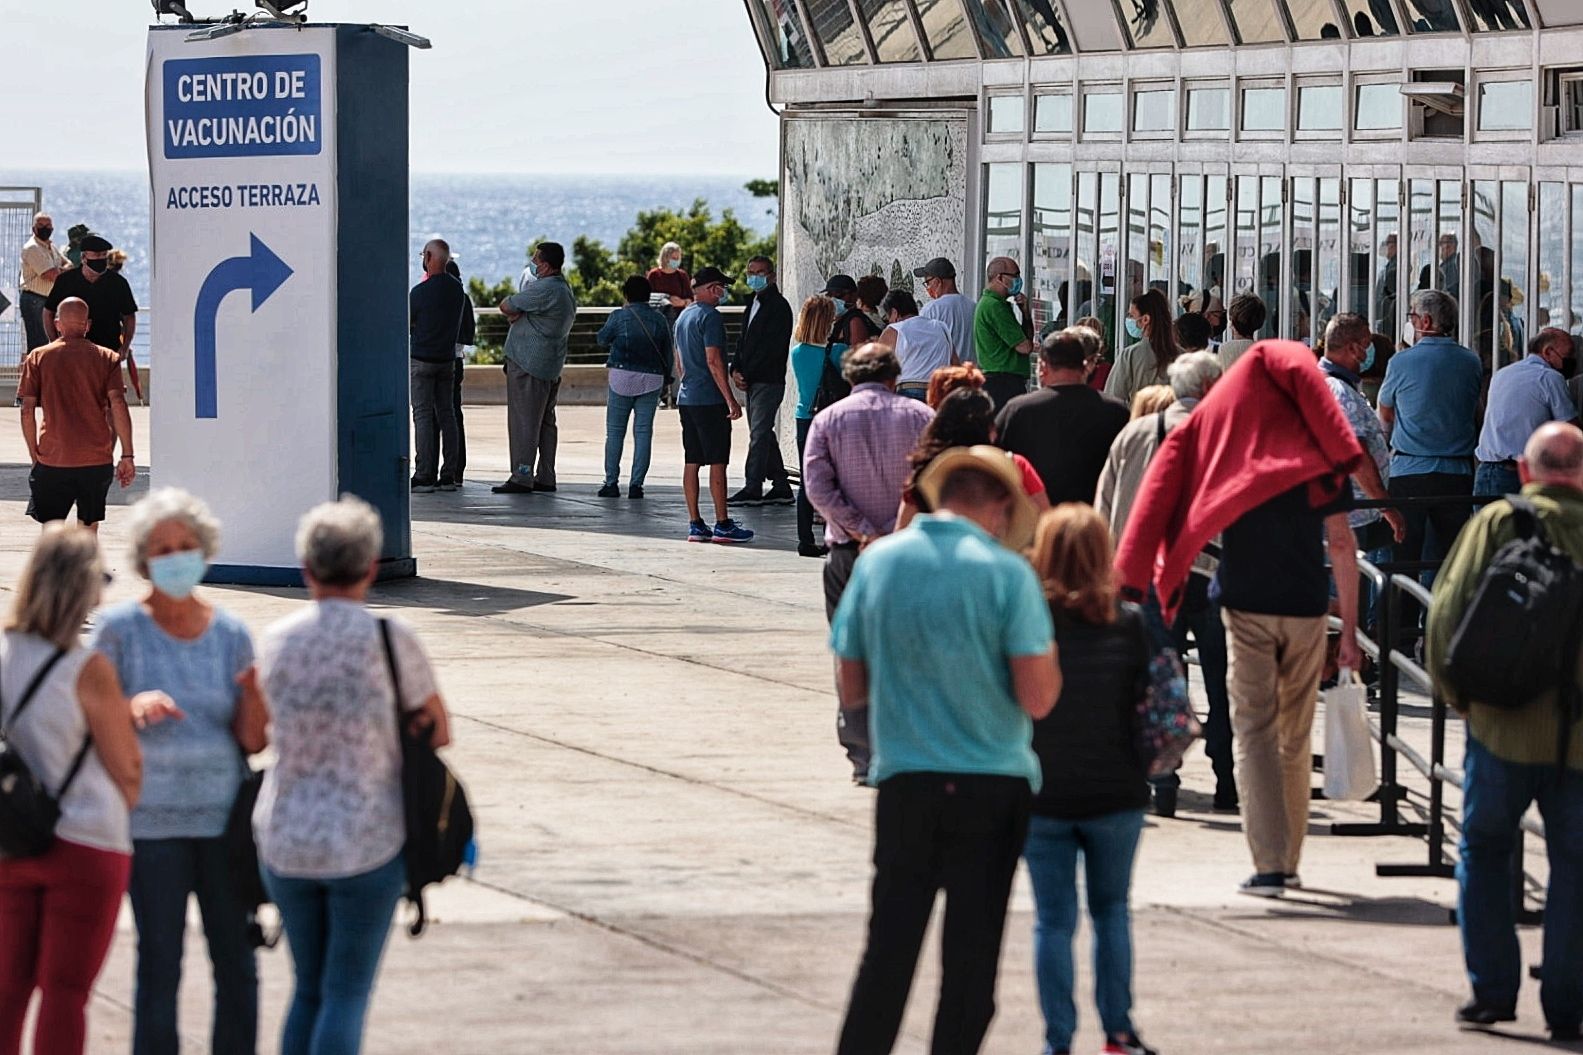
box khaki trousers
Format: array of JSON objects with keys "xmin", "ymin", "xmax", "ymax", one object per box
[
  {"xmin": 505, "ymin": 361, "xmax": 559, "ymax": 488},
  {"xmin": 1223, "ymin": 608, "xmax": 1327, "ymax": 875}
]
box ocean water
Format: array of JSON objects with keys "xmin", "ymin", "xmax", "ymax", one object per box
[{"xmin": 4, "ymin": 168, "xmax": 778, "ymax": 308}]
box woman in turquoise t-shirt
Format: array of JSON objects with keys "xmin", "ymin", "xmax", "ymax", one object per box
[{"xmin": 791, "ymin": 294, "xmax": 840, "ymax": 558}]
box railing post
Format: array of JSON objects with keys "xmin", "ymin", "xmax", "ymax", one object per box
[{"xmin": 1427, "ymin": 692, "xmax": 1448, "ymax": 870}]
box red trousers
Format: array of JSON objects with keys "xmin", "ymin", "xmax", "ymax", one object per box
[{"xmin": 0, "ymin": 838, "xmax": 131, "ymax": 1055}]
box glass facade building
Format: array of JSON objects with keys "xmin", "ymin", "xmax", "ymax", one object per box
[{"xmin": 744, "ymin": 0, "xmax": 1583, "ymax": 369}]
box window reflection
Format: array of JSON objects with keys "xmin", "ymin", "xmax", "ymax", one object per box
[
  {"xmin": 1337, "ymin": 0, "xmax": 1401, "ymax": 35},
  {"xmin": 806, "ymin": 0, "xmax": 868, "ymax": 64},
  {"xmin": 1178, "ymin": 176, "xmax": 1205, "ymax": 312},
  {"xmin": 1187, "ymin": 88, "xmax": 1230, "ymax": 130},
  {"xmin": 1206, "ymin": 175, "xmax": 1229, "ymax": 323},
  {"xmin": 1118, "ymin": 0, "xmax": 1176, "ymax": 47},
  {"xmin": 1259, "ymin": 175, "xmax": 1283, "ymax": 340},
  {"xmin": 1099, "ymin": 173, "xmax": 1122, "ymax": 351},
  {"xmin": 1035, "ymin": 93, "xmax": 1073, "ymax": 134},
  {"xmin": 1466, "ymin": 0, "xmax": 1532, "ymax": 32},
  {"xmin": 1235, "ymin": 175, "xmax": 1260, "ymax": 299},
  {"xmin": 1499, "ymin": 181, "xmax": 1530, "ymax": 370},
  {"xmin": 1573, "ymin": 186, "xmax": 1583, "ymax": 337},
  {"xmin": 1241, "ymin": 87, "xmax": 1286, "ymax": 132},
  {"xmin": 1538, "ymin": 184, "xmax": 1567, "ymax": 333},
  {"xmin": 1032, "ymin": 163, "xmax": 1075, "ymax": 334},
  {"xmin": 1011, "ymin": 0, "xmax": 1071, "ymax": 54},
  {"xmin": 1356, "ymin": 84, "xmax": 1403, "ymax": 130},
  {"xmin": 857, "ymin": 0, "xmax": 921, "ymax": 62},
  {"xmin": 1317, "ymin": 178, "xmax": 1342, "ymax": 343},
  {"xmin": 1293, "ymin": 177, "xmax": 1317, "ymax": 342},
  {"xmin": 983, "ymin": 164, "xmax": 1024, "ymax": 265},
  {"xmin": 1478, "ymin": 81, "xmax": 1534, "ymax": 131},
  {"xmin": 1377, "ymin": 179, "xmax": 1401, "ymax": 342},
  {"xmin": 989, "ymin": 95, "xmax": 1026, "ymax": 135},
  {"xmin": 1282, "ymin": 0, "xmax": 1346, "ymax": 39},
  {"xmin": 915, "ymin": 0, "xmax": 979, "ymax": 59},
  {"xmin": 1077, "ymin": 173, "xmax": 1100, "ymax": 342},
  {"xmin": 1471, "ymin": 181, "xmax": 1499, "ymax": 365},
  {"xmin": 1133, "ymin": 89, "xmax": 1176, "ymax": 133},
  {"xmin": 756, "ymin": 0, "xmax": 816, "ymax": 68},
  {"xmin": 1225, "ymin": 0, "xmax": 1286, "ymax": 43},
  {"xmin": 1298, "ymin": 85, "xmax": 1344, "ymax": 131},
  {"xmin": 1172, "ymin": 0, "xmax": 1232, "ymax": 45},
  {"xmin": 963, "ymin": 0, "xmax": 1024, "ymax": 58},
  {"xmin": 1402, "ymin": 0, "xmax": 1461, "ymax": 32},
  {"xmin": 1085, "ymin": 92, "xmax": 1125, "ymax": 134},
  {"xmin": 1149, "ymin": 173, "xmax": 1172, "ymax": 299}
]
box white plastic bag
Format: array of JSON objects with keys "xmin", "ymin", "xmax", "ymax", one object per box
[{"xmin": 1323, "ymin": 669, "xmax": 1377, "ymax": 802}]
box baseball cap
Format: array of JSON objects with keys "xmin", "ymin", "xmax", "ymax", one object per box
[
  {"xmin": 915, "ymin": 446, "xmax": 1038, "ymax": 551},
  {"xmin": 820, "ymin": 274, "xmax": 858, "ymax": 297},
  {"xmin": 911, "ymin": 257, "xmax": 956, "ymax": 281},
  {"xmin": 692, "ymin": 266, "xmax": 733, "ymax": 287}
]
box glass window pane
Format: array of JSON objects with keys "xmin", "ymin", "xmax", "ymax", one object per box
[
  {"xmin": 1292, "ymin": 177, "xmax": 1317, "ymax": 342},
  {"xmin": 1402, "ymin": 0, "xmax": 1461, "ymax": 32},
  {"xmin": 756, "ymin": 0, "xmax": 816, "ymax": 68},
  {"xmin": 1317, "ymin": 177, "xmax": 1342, "ymax": 342},
  {"xmin": 1377, "ymin": 179, "xmax": 1401, "ymax": 341},
  {"xmin": 1085, "ymin": 91, "xmax": 1124, "ymax": 134},
  {"xmin": 1538, "ymin": 183, "xmax": 1567, "ymax": 334},
  {"xmin": 1010, "ymin": 0, "xmax": 1071, "ymax": 53},
  {"xmin": 1077, "ymin": 172, "xmax": 1101, "ymax": 343},
  {"xmin": 1032, "ymin": 163, "xmax": 1074, "ymax": 335},
  {"xmin": 1259, "ymin": 175, "xmax": 1283, "ymax": 339},
  {"xmin": 1235, "ymin": 175, "xmax": 1260, "ymax": 299},
  {"xmin": 1338, "ymin": 0, "xmax": 1401, "ymax": 36},
  {"xmin": 1466, "ymin": 0, "xmax": 1532, "ymax": 32},
  {"xmin": 1470, "ymin": 181, "xmax": 1499, "ymax": 364},
  {"xmin": 1187, "ymin": 88, "xmax": 1231, "ymax": 130},
  {"xmin": 1126, "ymin": 176, "xmax": 1149, "ymax": 315},
  {"xmin": 1479, "ymin": 81, "xmax": 1534, "ymax": 131},
  {"xmin": 807, "ymin": 0, "xmax": 869, "ymax": 64},
  {"xmin": 1035, "ymin": 93, "xmax": 1074, "ymax": 133},
  {"xmin": 1133, "ymin": 89, "xmax": 1177, "ymax": 133},
  {"xmin": 1346, "ymin": 177, "xmax": 1375, "ymax": 320},
  {"xmin": 1119, "ymin": 0, "xmax": 1177, "ymax": 47},
  {"xmin": 963, "ymin": 0, "xmax": 1024, "ymax": 58},
  {"xmin": 1356, "ymin": 83, "xmax": 1403, "ymax": 130},
  {"xmin": 1099, "ymin": 173, "xmax": 1122, "ymax": 352},
  {"xmin": 1573, "ymin": 185, "xmax": 1583, "ymax": 338},
  {"xmin": 1149, "ymin": 172, "xmax": 1172, "ymax": 298},
  {"xmin": 984, "ymin": 163, "xmax": 1024, "ymax": 265},
  {"xmin": 1173, "ymin": 0, "xmax": 1233, "ymax": 45},
  {"xmin": 1282, "ymin": 0, "xmax": 1347, "ymax": 39},
  {"xmin": 915, "ymin": 0, "xmax": 979, "ymax": 59},
  {"xmin": 1241, "ymin": 87, "xmax": 1287, "ymax": 132},
  {"xmin": 1206, "ymin": 175, "xmax": 1229, "ymax": 321},
  {"xmin": 1178, "ymin": 176, "xmax": 1205, "ymax": 313},
  {"xmin": 1298, "ymin": 85, "xmax": 1344, "ymax": 130},
  {"xmin": 989, "ymin": 95, "xmax": 1026, "ymax": 134},
  {"xmin": 1226, "ymin": 0, "xmax": 1287, "ymax": 42},
  {"xmin": 1536, "ymin": 0, "xmax": 1583, "ymax": 26},
  {"xmin": 857, "ymin": 0, "xmax": 921, "ymax": 61},
  {"xmin": 1499, "ymin": 180, "xmax": 1531, "ymax": 370}
]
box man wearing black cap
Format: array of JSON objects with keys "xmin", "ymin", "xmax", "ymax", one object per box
[
  {"xmin": 675, "ymin": 267, "xmax": 754, "ymax": 543},
  {"xmin": 915, "ymin": 257, "xmax": 974, "ymax": 365},
  {"xmin": 44, "ymin": 234, "xmax": 140, "ymax": 395}
]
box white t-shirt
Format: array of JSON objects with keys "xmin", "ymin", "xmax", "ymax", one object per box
[
  {"xmin": 254, "ymin": 600, "xmax": 438, "ymax": 880},
  {"xmin": 921, "ymin": 292, "xmax": 974, "ymax": 365},
  {"xmin": 891, "ymin": 315, "xmax": 957, "ymax": 384}
]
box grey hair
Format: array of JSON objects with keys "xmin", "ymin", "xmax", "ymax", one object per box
[
  {"xmin": 1167, "ymin": 350, "xmax": 1223, "ymax": 401},
  {"xmin": 659, "ymin": 241, "xmax": 683, "ymax": 265},
  {"xmin": 295, "ymin": 496, "xmax": 384, "ymax": 587},
  {"xmin": 126, "ymin": 487, "xmax": 222, "ymax": 577},
  {"xmin": 1410, "ymin": 289, "xmax": 1459, "ymax": 336}
]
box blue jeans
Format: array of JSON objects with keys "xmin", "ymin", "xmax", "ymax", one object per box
[
  {"xmin": 1474, "ymin": 461, "xmax": 1522, "ymax": 498},
  {"xmin": 603, "ymin": 387, "xmax": 661, "ymax": 488},
  {"xmin": 1458, "ymin": 737, "xmax": 1583, "ymax": 1029},
  {"xmin": 263, "ymin": 854, "xmax": 405, "ymax": 1055},
  {"xmin": 1023, "ymin": 809, "xmax": 1146, "ymax": 1054},
  {"xmin": 128, "ymin": 837, "xmax": 258, "ymax": 1055}
]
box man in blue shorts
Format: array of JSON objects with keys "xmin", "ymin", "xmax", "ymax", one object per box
[{"xmin": 674, "ymin": 267, "xmax": 753, "ymax": 543}]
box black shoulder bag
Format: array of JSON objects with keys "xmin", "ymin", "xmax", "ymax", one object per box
[
  {"xmin": 0, "ymin": 649, "xmax": 92, "ymax": 860},
  {"xmin": 379, "ymin": 619, "xmax": 474, "ymax": 937}
]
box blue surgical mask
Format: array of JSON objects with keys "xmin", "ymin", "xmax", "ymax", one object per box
[
  {"xmin": 1360, "ymin": 345, "xmax": 1376, "ymax": 373},
  {"xmin": 1007, "ymin": 276, "xmax": 1023, "ymax": 297},
  {"xmin": 830, "ymin": 298, "xmax": 847, "ymax": 316},
  {"xmin": 717, "ymin": 290, "xmax": 730, "ymax": 305},
  {"xmin": 1125, "ymin": 317, "xmax": 1144, "ymax": 341},
  {"xmin": 148, "ymin": 549, "xmax": 207, "ymax": 600},
  {"xmin": 746, "ymin": 274, "xmax": 768, "ymax": 292}
]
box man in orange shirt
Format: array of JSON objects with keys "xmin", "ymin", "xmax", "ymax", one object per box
[{"xmin": 18, "ymin": 297, "xmax": 137, "ymax": 533}]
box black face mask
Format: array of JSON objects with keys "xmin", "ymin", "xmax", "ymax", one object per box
[
  {"xmin": 84, "ymin": 257, "xmax": 109, "ymax": 273},
  {"xmin": 35, "ymin": 227, "xmax": 52, "ymax": 241}
]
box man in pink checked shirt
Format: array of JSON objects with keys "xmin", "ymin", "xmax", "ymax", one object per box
[{"xmin": 803, "ymin": 342, "xmax": 934, "ymax": 783}]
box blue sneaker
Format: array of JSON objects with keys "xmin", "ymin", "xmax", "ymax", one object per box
[
  {"xmin": 712, "ymin": 519, "xmax": 755, "ymax": 544},
  {"xmin": 687, "ymin": 520, "xmax": 712, "ymax": 543}
]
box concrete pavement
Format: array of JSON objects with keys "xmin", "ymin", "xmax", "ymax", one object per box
[{"xmin": 0, "ymin": 403, "xmax": 1563, "ymax": 1054}]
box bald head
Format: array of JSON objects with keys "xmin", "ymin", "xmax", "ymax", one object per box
[
  {"xmin": 986, "ymin": 255, "xmax": 1022, "ymax": 297},
  {"xmin": 1519, "ymin": 422, "xmax": 1583, "ymax": 491},
  {"xmin": 421, "ymin": 238, "xmax": 451, "ymax": 276},
  {"xmin": 54, "ymin": 297, "xmax": 90, "ymax": 339}
]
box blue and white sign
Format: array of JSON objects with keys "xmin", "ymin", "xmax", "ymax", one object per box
[
  {"xmin": 162, "ymin": 54, "xmax": 322, "ymax": 158},
  {"xmin": 147, "ymin": 27, "xmax": 338, "ymax": 576}
]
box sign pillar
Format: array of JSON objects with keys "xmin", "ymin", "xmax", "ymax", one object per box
[{"xmin": 146, "ymin": 24, "xmax": 413, "ymax": 584}]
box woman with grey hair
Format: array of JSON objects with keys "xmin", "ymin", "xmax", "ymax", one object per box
[
  {"xmin": 1166, "ymin": 349, "xmax": 1224, "ymax": 404},
  {"xmin": 252, "ymin": 496, "xmax": 452, "ymax": 1055},
  {"xmin": 89, "ymin": 488, "xmax": 266, "ymax": 1055}
]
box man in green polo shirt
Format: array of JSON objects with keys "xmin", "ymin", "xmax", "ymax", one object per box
[
  {"xmin": 973, "ymin": 256, "xmax": 1035, "ymax": 410},
  {"xmin": 1427, "ymin": 421, "xmax": 1583, "ymax": 1041}
]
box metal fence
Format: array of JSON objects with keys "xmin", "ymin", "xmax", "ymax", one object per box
[{"xmin": 0, "ymin": 186, "xmax": 43, "ymax": 379}]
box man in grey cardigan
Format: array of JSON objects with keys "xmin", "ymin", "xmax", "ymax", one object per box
[{"xmin": 493, "ymin": 242, "xmax": 577, "ymax": 494}]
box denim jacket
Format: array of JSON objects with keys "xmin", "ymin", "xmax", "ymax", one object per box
[{"xmin": 597, "ymin": 304, "xmax": 673, "ymax": 379}]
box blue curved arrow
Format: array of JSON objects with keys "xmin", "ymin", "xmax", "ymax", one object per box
[{"xmin": 194, "ymin": 234, "xmax": 292, "ymax": 419}]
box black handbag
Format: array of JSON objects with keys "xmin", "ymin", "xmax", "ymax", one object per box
[
  {"xmin": 379, "ymin": 620, "xmax": 474, "ymax": 937},
  {"xmin": 0, "ymin": 649, "xmax": 92, "ymax": 860},
  {"xmin": 223, "ymin": 760, "xmax": 277, "ymax": 949}
]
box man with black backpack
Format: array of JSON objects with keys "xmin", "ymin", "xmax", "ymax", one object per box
[{"xmin": 1427, "ymin": 421, "xmax": 1583, "ymax": 1042}]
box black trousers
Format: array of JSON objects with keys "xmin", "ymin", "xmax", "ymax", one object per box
[
  {"xmin": 837, "ymin": 772, "xmax": 1031, "ymax": 1055},
  {"xmin": 1389, "ymin": 469, "xmax": 1473, "ymax": 624},
  {"xmin": 983, "ymin": 371, "xmax": 1029, "ymax": 412},
  {"xmin": 796, "ymin": 417, "xmax": 816, "ymax": 547},
  {"xmin": 825, "ymin": 542, "xmax": 868, "ymax": 777}
]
